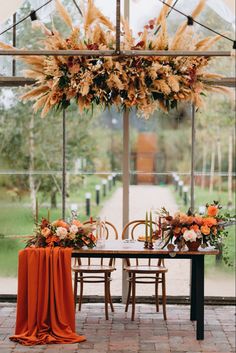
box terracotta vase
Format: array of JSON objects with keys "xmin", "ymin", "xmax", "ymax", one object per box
[{"xmin": 185, "ymin": 240, "xmax": 201, "ymax": 251}]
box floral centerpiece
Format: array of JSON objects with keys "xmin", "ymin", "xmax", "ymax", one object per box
[
  {"xmin": 159, "ymin": 201, "xmax": 231, "ymax": 251},
  {"xmin": 0, "ymin": 0, "xmax": 229, "ymax": 119},
  {"xmin": 26, "ymin": 218, "xmax": 96, "ymax": 249}
]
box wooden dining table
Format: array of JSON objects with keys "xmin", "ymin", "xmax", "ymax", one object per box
[{"xmin": 73, "ymin": 240, "xmax": 219, "ymax": 340}]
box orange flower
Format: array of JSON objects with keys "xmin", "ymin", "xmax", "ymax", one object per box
[
  {"xmin": 181, "ymin": 227, "xmax": 188, "ymax": 234},
  {"xmin": 190, "ymin": 224, "xmax": 199, "ymax": 232},
  {"xmin": 201, "ymin": 225, "xmax": 210, "ymax": 235},
  {"xmin": 52, "ymin": 219, "xmax": 69, "ymax": 229},
  {"xmin": 174, "ymin": 227, "xmax": 181, "ymax": 234},
  {"xmin": 186, "ymin": 216, "xmax": 194, "ymax": 225},
  {"xmin": 207, "ymin": 205, "xmax": 218, "ymax": 217},
  {"xmin": 203, "ymin": 217, "xmax": 217, "ymax": 228},
  {"xmin": 179, "ymin": 214, "xmax": 189, "ymax": 224},
  {"xmin": 41, "ymin": 227, "xmax": 51, "ymax": 238},
  {"xmin": 194, "ymin": 216, "xmax": 204, "ymax": 226},
  {"xmin": 72, "ymin": 219, "xmax": 83, "ymax": 227}
]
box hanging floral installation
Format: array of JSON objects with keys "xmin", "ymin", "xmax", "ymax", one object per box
[{"xmin": 0, "ymin": 0, "xmax": 230, "ymax": 118}]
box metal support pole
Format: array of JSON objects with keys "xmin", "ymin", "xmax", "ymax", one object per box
[
  {"xmin": 12, "ymin": 13, "xmax": 16, "ymax": 76},
  {"xmin": 123, "ymin": 109, "xmax": 130, "ymax": 231},
  {"xmin": 122, "ymin": 0, "xmax": 130, "ymax": 304},
  {"xmin": 190, "ymin": 104, "xmax": 195, "ymax": 212},
  {"xmin": 116, "ymin": 0, "xmax": 121, "ymax": 54},
  {"xmin": 62, "ymin": 109, "xmax": 66, "ymax": 220}
]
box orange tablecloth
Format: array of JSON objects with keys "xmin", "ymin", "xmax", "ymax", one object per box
[{"xmin": 10, "ymin": 247, "xmax": 86, "ymax": 345}]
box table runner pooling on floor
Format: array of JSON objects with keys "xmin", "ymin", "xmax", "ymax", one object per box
[{"xmin": 10, "ymin": 247, "xmax": 86, "ymax": 345}]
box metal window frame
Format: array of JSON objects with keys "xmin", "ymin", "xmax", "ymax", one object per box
[{"xmin": 0, "ymin": 0, "xmax": 235, "ymax": 301}]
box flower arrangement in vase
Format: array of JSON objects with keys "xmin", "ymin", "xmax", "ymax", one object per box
[
  {"xmin": 159, "ymin": 201, "xmax": 232, "ymax": 252},
  {"xmin": 26, "ymin": 218, "xmax": 96, "ymax": 249}
]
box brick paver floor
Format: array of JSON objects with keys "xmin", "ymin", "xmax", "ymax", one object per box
[{"xmin": 0, "ymin": 303, "xmax": 235, "ymax": 353}]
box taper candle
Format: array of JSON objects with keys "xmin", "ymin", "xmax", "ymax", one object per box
[
  {"xmin": 35, "ymin": 198, "xmax": 38, "ymax": 224},
  {"xmin": 145, "ymin": 211, "xmax": 148, "ymax": 242},
  {"xmin": 149, "ymin": 211, "xmax": 153, "ymax": 242}
]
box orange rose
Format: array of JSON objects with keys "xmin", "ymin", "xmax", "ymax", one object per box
[
  {"xmin": 179, "ymin": 214, "xmax": 189, "ymax": 224},
  {"xmin": 52, "ymin": 219, "xmax": 69, "ymax": 229},
  {"xmin": 41, "ymin": 227, "xmax": 51, "ymax": 238},
  {"xmin": 203, "ymin": 217, "xmax": 217, "ymax": 228},
  {"xmin": 174, "ymin": 227, "xmax": 181, "ymax": 234},
  {"xmin": 194, "ymin": 216, "xmax": 204, "ymax": 226},
  {"xmin": 186, "ymin": 216, "xmax": 194, "ymax": 225},
  {"xmin": 72, "ymin": 219, "xmax": 83, "ymax": 227},
  {"xmin": 190, "ymin": 224, "xmax": 199, "ymax": 232},
  {"xmin": 201, "ymin": 225, "xmax": 210, "ymax": 235},
  {"xmin": 207, "ymin": 205, "xmax": 218, "ymax": 217}
]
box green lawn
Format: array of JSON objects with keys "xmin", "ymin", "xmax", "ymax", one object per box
[
  {"xmin": 0, "ymin": 175, "xmax": 120, "ymax": 277},
  {"xmin": 170, "ymin": 185, "xmax": 235, "ymax": 274}
]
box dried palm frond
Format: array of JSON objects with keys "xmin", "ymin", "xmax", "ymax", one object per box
[
  {"xmin": 55, "ymin": 0, "xmax": 73, "ymax": 29},
  {"xmin": 22, "ymin": 69, "xmax": 45, "ymax": 80},
  {"xmin": 41, "ymin": 95, "xmax": 52, "ymax": 118},
  {"xmin": 84, "ymin": 0, "xmax": 114, "ymax": 32},
  {"xmin": 18, "ymin": 56, "xmax": 44, "ymax": 67},
  {"xmin": 195, "ymin": 34, "xmax": 223, "ymax": 51},
  {"xmin": 171, "ymin": 0, "xmax": 205, "ymax": 50},
  {"xmin": 153, "ymin": 17, "xmax": 169, "ymax": 50},
  {"xmin": 191, "ymin": 0, "xmax": 206, "ymax": 19},
  {"xmin": 156, "ymin": 0, "xmax": 173, "ymax": 24},
  {"xmin": 33, "ymin": 94, "xmax": 49, "ymax": 112},
  {"xmin": 201, "ymin": 73, "xmax": 223, "ymax": 79},
  {"xmin": 0, "ymin": 42, "xmax": 15, "ymax": 50},
  {"xmin": 204, "ymin": 85, "xmax": 233, "ymax": 96},
  {"xmin": 121, "ymin": 17, "xmax": 134, "ymax": 49},
  {"xmin": 21, "ymin": 86, "xmax": 49, "ymax": 101},
  {"xmin": 92, "ymin": 25, "xmax": 107, "ymax": 45}
]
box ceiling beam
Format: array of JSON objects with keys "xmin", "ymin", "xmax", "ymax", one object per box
[
  {"xmin": 0, "ymin": 49, "xmax": 233, "ymax": 57},
  {"xmin": 0, "ymin": 76, "xmax": 235, "ymax": 88}
]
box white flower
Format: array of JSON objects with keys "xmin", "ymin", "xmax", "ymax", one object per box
[
  {"xmin": 56, "ymin": 227, "xmax": 68, "ymax": 239},
  {"xmin": 183, "ymin": 229, "xmax": 198, "ymax": 242},
  {"xmin": 69, "ymin": 224, "xmax": 78, "ymax": 234}
]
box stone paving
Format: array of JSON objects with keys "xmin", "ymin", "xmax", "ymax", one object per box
[{"xmin": 0, "ymin": 303, "xmax": 235, "ymax": 353}]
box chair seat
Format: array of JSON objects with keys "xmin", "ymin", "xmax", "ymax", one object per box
[
  {"xmin": 72, "ymin": 265, "xmax": 116, "ymax": 273},
  {"xmin": 124, "ymin": 265, "xmax": 168, "ymax": 274}
]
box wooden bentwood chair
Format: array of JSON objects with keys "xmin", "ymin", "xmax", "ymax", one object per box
[
  {"xmin": 122, "ymin": 220, "xmax": 168, "ymax": 321},
  {"xmin": 72, "ymin": 220, "xmax": 118, "ymax": 320}
]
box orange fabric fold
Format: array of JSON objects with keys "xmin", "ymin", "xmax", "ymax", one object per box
[{"xmin": 10, "ymin": 247, "xmax": 86, "ymax": 345}]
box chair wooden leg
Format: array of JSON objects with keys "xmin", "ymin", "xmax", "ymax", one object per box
[
  {"xmin": 125, "ymin": 278, "xmax": 131, "ymax": 313},
  {"xmin": 78, "ymin": 273, "xmax": 83, "ymax": 311},
  {"xmin": 162, "ymin": 273, "xmax": 167, "ymax": 320},
  {"xmin": 74, "ymin": 271, "xmax": 78, "ymax": 308},
  {"xmin": 104, "ymin": 273, "xmax": 109, "ymax": 320},
  {"xmin": 131, "ymin": 273, "xmax": 136, "ymax": 321},
  {"xmin": 108, "ymin": 276, "xmax": 114, "ymax": 312},
  {"xmin": 155, "ymin": 273, "xmax": 159, "ymax": 312}
]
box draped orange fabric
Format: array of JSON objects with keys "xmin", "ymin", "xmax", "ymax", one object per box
[{"xmin": 10, "ymin": 247, "xmax": 86, "ymax": 345}]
